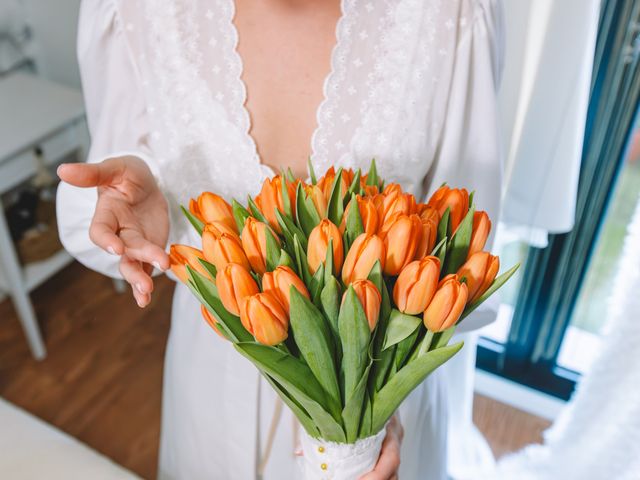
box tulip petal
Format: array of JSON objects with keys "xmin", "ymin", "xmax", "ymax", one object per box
[{"xmin": 460, "ymin": 263, "xmax": 521, "ymax": 322}]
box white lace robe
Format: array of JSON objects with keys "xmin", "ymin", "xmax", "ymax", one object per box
[{"xmin": 57, "ymin": 0, "xmax": 504, "ymax": 478}]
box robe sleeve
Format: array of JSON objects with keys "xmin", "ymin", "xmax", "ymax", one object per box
[
  {"xmin": 427, "ymin": 0, "xmax": 506, "ymax": 332},
  {"xmin": 56, "ymin": 0, "xmax": 161, "ymax": 279}
]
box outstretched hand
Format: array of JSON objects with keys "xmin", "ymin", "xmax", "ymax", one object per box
[{"xmin": 58, "ymin": 156, "xmax": 170, "ymax": 307}]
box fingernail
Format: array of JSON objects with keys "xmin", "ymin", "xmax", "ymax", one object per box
[
  {"xmin": 107, "ymin": 246, "xmax": 117, "ymax": 256},
  {"xmin": 135, "ymin": 283, "xmax": 146, "ymax": 294},
  {"xmin": 136, "ymin": 298, "xmax": 145, "ymax": 308},
  {"xmin": 152, "ymin": 261, "xmax": 165, "ymax": 272}
]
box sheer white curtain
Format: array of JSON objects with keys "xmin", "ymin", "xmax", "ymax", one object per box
[{"xmin": 493, "ymin": 194, "xmax": 640, "ymax": 480}]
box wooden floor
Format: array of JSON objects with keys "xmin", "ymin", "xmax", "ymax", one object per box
[{"xmin": 0, "ymin": 261, "xmax": 550, "ymax": 479}]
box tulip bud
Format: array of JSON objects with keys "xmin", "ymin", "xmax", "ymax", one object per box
[
  {"xmin": 379, "ymin": 191, "xmax": 417, "ymax": 226},
  {"xmin": 457, "ymin": 251, "xmax": 499, "ymax": 303},
  {"xmin": 304, "ymin": 184, "xmax": 328, "ymax": 218},
  {"xmin": 423, "ymin": 274, "xmax": 468, "ymax": 332},
  {"xmin": 202, "ymin": 222, "xmax": 241, "ymax": 260},
  {"xmin": 307, "ymin": 219, "xmax": 344, "ymax": 275},
  {"xmin": 216, "ymin": 263, "xmax": 260, "ymax": 316},
  {"xmin": 346, "ymin": 280, "xmax": 382, "ymax": 331},
  {"xmin": 240, "ymin": 217, "xmax": 280, "ymax": 274},
  {"xmin": 203, "ymin": 232, "xmax": 250, "ymax": 273},
  {"xmin": 340, "ymin": 195, "xmax": 379, "ymax": 235},
  {"xmin": 254, "ymin": 175, "xmax": 296, "ymax": 233},
  {"xmin": 382, "ymin": 183, "xmax": 403, "ymax": 196},
  {"xmin": 317, "ymin": 166, "xmax": 350, "ymax": 200},
  {"xmin": 169, "ymin": 245, "xmax": 211, "ymax": 283},
  {"xmin": 201, "ymin": 305, "xmax": 225, "ymax": 338},
  {"xmin": 427, "ymin": 186, "xmax": 469, "ymax": 232},
  {"xmin": 262, "ymin": 266, "xmax": 310, "ymax": 312},
  {"xmin": 342, "ymin": 233, "xmax": 386, "ymax": 284},
  {"xmin": 467, "ymin": 211, "xmax": 491, "ymax": 259},
  {"xmin": 393, "ymin": 256, "xmax": 441, "ymax": 314},
  {"xmin": 379, "ymin": 213, "xmax": 422, "ymax": 275},
  {"xmin": 414, "ymin": 206, "xmax": 439, "ymax": 259},
  {"xmin": 189, "ymin": 192, "xmax": 237, "ymax": 232},
  {"xmin": 240, "ymin": 292, "xmax": 289, "ymax": 345}
]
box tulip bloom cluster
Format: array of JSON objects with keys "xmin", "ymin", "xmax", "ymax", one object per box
[{"xmin": 169, "ymin": 161, "xmax": 518, "ymax": 447}]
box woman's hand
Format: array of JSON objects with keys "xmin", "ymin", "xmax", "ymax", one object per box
[
  {"xmin": 360, "ymin": 415, "xmax": 404, "ymax": 480},
  {"xmin": 58, "ymin": 156, "xmax": 170, "ymax": 307}
]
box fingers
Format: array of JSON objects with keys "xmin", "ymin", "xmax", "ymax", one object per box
[
  {"xmin": 57, "ymin": 158, "xmax": 125, "ymax": 188},
  {"xmin": 119, "ymin": 255, "xmax": 153, "ymax": 307},
  {"xmin": 89, "ymin": 206, "xmax": 125, "ymax": 255},
  {"xmin": 359, "ymin": 425, "xmax": 402, "ymax": 480},
  {"xmin": 118, "ymin": 227, "xmax": 170, "ymax": 270}
]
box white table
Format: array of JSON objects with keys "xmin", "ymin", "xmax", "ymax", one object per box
[{"xmin": 0, "ymin": 72, "xmax": 88, "ymax": 360}]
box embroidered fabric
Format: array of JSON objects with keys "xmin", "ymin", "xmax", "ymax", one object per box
[{"xmin": 298, "ymin": 428, "xmax": 387, "ymax": 480}]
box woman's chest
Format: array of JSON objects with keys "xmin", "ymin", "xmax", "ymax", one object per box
[{"xmin": 122, "ymin": 0, "xmax": 465, "ymax": 197}]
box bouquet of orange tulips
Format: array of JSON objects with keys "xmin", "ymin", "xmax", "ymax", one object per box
[{"xmin": 169, "ymin": 161, "xmax": 518, "ymax": 479}]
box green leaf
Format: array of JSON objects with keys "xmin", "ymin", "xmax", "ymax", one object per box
[
  {"xmin": 320, "ymin": 277, "xmax": 341, "ymax": 344},
  {"xmin": 460, "ymin": 263, "xmax": 521, "ymax": 321},
  {"xmin": 310, "ymin": 263, "xmax": 325, "ymax": 303},
  {"xmin": 432, "ymin": 326, "xmax": 456, "ymax": 350},
  {"xmin": 359, "ymin": 391, "xmax": 373, "ymax": 438},
  {"xmin": 327, "ymin": 168, "xmax": 345, "ymax": 226},
  {"xmin": 382, "ymin": 309, "xmax": 422, "ymax": 350},
  {"xmin": 185, "ymin": 266, "xmax": 253, "ymax": 343},
  {"xmin": 265, "ymin": 227, "xmax": 280, "ymax": 272},
  {"xmin": 339, "ymin": 286, "xmax": 371, "ymax": 403},
  {"xmin": 197, "ymin": 258, "xmax": 218, "ymax": 279},
  {"xmin": 372, "ymin": 346, "xmax": 395, "ymax": 392},
  {"xmin": 342, "ymin": 364, "xmax": 371, "ymax": 442},
  {"xmin": 289, "ymin": 289, "xmax": 342, "ymax": 419},
  {"xmin": 366, "ymin": 159, "xmax": 379, "ymax": 187},
  {"xmin": 437, "ymin": 208, "xmax": 450, "ymax": 244},
  {"xmin": 443, "ymin": 206, "xmax": 475, "ymax": 274},
  {"xmin": 345, "ymin": 194, "xmax": 365, "ymax": 248},
  {"xmin": 276, "ymin": 209, "xmax": 307, "ymax": 250},
  {"xmin": 278, "ymin": 249, "xmax": 295, "ymax": 269},
  {"xmin": 232, "ymin": 199, "xmax": 251, "ymax": 234},
  {"xmin": 247, "ymin": 195, "xmax": 269, "ymax": 224},
  {"xmin": 285, "ymin": 168, "xmax": 296, "ymax": 183},
  {"xmin": 280, "ymin": 175, "xmax": 293, "ymax": 218},
  {"xmin": 371, "ymin": 342, "xmax": 464, "ymax": 433},
  {"xmin": 263, "ymin": 374, "xmax": 320, "ymax": 438},
  {"xmin": 295, "ymin": 182, "xmax": 321, "ymax": 236},
  {"xmin": 234, "ymin": 342, "xmax": 345, "ymax": 442},
  {"xmin": 293, "ymin": 234, "xmax": 312, "ymax": 286},
  {"xmin": 308, "ymin": 158, "xmax": 318, "ymax": 185},
  {"xmin": 346, "ymin": 168, "xmax": 362, "ymax": 199},
  {"xmin": 395, "ymin": 325, "xmax": 420, "ymax": 370},
  {"xmin": 180, "ymin": 205, "xmax": 204, "ymax": 236}
]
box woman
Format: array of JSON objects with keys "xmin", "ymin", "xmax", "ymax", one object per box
[{"xmin": 57, "ymin": 0, "xmax": 504, "ymax": 478}]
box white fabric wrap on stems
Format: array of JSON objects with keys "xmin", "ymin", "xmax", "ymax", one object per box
[{"xmin": 298, "ymin": 428, "xmax": 386, "ymax": 480}]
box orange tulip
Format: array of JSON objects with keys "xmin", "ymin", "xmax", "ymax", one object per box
[
  {"xmin": 427, "ymin": 186, "xmax": 469, "ymax": 232},
  {"xmin": 347, "ymin": 279, "xmax": 381, "ymax": 332},
  {"xmin": 393, "ymin": 256, "xmax": 441, "ymax": 314},
  {"xmin": 467, "ymin": 211, "xmax": 491, "ymax": 259},
  {"xmin": 203, "ymin": 232, "xmax": 250, "ymax": 273},
  {"xmin": 169, "ymin": 244, "xmax": 210, "ymax": 283},
  {"xmin": 216, "ymin": 263, "xmax": 260, "ymax": 316},
  {"xmin": 241, "ymin": 217, "xmax": 279, "ymax": 274},
  {"xmin": 457, "ymin": 251, "xmax": 499, "ymax": 303},
  {"xmin": 360, "ymin": 174, "xmax": 379, "ymax": 196},
  {"xmin": 340, "ymin": 195, "xmax": 379, "ymax": 235},
  {"xmin": 254, "ymin": 175, "xmax": 296, "ymax": 233},
  {"xmin": 423, "ymin": 274, "xmax": 468, "ymax": 332},
  {"xmin": 379, "ymin": 213, "xmax": 422, "ymax": 275},
  {"xmin": 240, "ymin": 292, "xmax": 289, "ymax": 345},
  {"xmin": 189, "ymin": 192, "xmax": 237, "ymax": 232},
  {"xmin": 304, "ymin": 184, "xmax": 328, "ymax": 218},
  {"xmin": 202, "ymin": 222, "xmax": 241, "ymax": 260},
  {"xmin": 342, "ymin": 233, "xmax": 386, "ymax": 285},
  {"xmin": 262, "ymin": 266, "xmax": 310, "ymax": 312},
  {"xmin": 201, "ymin": 305, "xmax": 225, "ymax": 338},
  {"xmin": 382, "ymin": 183, "xmax": 403, "ymax": 196},
  {"xmin": 414, "ymin": 206, "xmax": 439, "ymax": 259},
  {"xmin": 307, "ymin": 219, "xmax": 344, "ymax": 275},
  {"xmin": 317, "ymin": 166, "xmax": 350, "ymax": 200},
  {"xmin": 379, "ymin": 191, "xmax": 417, "ymax": 226}
]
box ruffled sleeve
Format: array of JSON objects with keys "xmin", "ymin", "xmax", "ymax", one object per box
[
  {"xmin": 428, "ymin": 0, "xmax": 506, "ymax": 331},
  {"xmin": 56, "ymin": 0, "xmax": 159, "ymax": 279}
]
